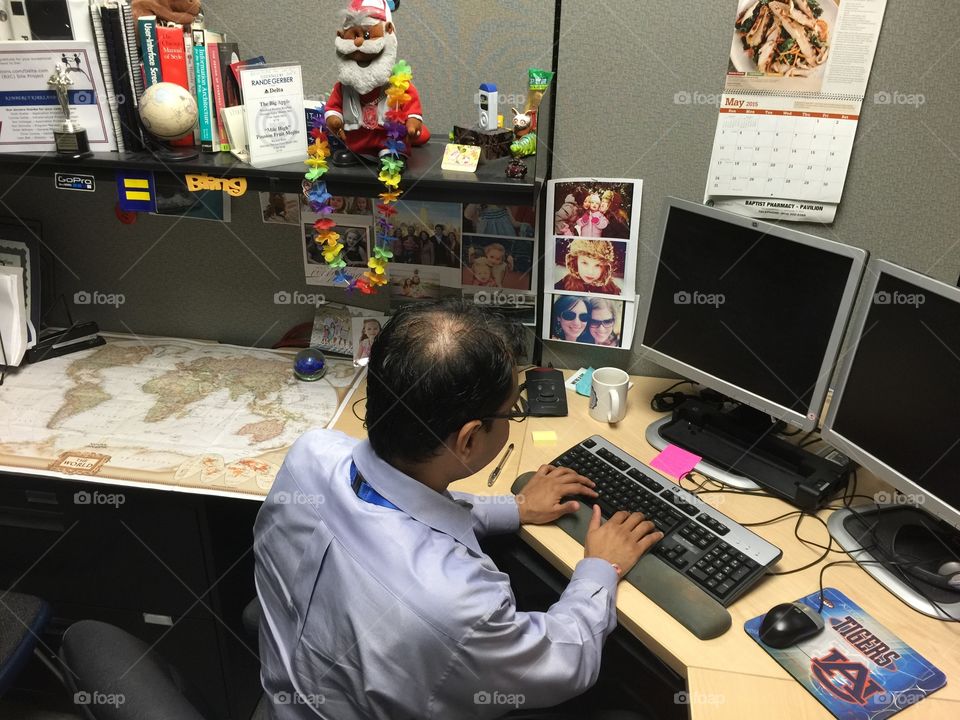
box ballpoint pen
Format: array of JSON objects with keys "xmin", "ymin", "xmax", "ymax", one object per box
[{"xmin": 487, "ymin": 443, "xmax": 514, "ymax": 486}]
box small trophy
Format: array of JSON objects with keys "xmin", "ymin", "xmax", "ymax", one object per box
[{"xmin": 48, "ymin": 63, "xmax": 93, "ymax": 159}]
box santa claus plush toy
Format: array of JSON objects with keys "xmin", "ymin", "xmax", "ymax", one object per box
[{"xmin": 325, "ymin": 0, "xmax": 430, "ymax": 165}]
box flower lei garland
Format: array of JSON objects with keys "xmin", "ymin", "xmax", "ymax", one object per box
[{"xmin": 303, "ymin": 60, "xmax": 414, "ymax": 295}]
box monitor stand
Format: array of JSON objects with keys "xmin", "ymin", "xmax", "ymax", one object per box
[
  {"xmin": 828, "ymin": 505, "xmax": 960, "ymax": 620},
  {"xmin": 646, "ymin": 416, "xmax": 760, "ymax": 490},
  {"xmin": 645, "ymin": 397, "xmax": 851, "ymax": 511}
]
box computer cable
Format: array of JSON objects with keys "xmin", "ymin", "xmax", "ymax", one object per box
[
  {"xmin": 812, "ymin": 558, "xmax": 960, "ymax": 621},
  {"xmin": 680, "ymin": 470, "xmax": 769, "ymax": 498},
  {"xmin": 351, "ymin": 396, "xmax": 366, "ymax": 423},
  {"xmin": 820, "ymin": 495, "xmax": 960, "ymax": 621},
  {"xmin": 650, "ymin": 380, "xmax": 699, "ymax": 412},
  {"xmin": 763, "ymin": 512, "xmax": 836, "ymax": 576},
  {"xmin": 678, "ymin": 469, "xmax": 959, "ymax": 619}
]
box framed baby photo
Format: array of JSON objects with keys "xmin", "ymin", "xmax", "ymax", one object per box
[{"xmin": 461, "ymin": 236, "xmax": 534, "ymax": 291}]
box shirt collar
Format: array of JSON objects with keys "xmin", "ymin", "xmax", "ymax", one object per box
[{"xmin": 352, "ymin": 440, "xmax": 481, "ymax": 555}]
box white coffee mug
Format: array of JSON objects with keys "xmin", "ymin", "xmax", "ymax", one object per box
[{"xmin": 589, "ymin": 367, "xmax": 629, "ymax": 423}]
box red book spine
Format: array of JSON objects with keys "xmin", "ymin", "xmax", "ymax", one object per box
[{"xmin": 156, "ymin": 25, "xmax": 193, "ymax": 147}]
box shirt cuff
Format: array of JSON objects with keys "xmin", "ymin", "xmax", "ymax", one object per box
[
  {"xmin": 476, "ymin": 495, "xmax": 521, "ymax": 535},
  {"xmin": 451, "ymin": 492, "xmax": 520, "ymax": 536},
  {"xmin": 572, "ymin": 557, "xmax": 620, "ymax": 592},
  {"xmin": 324, "ymin": 110, "xmax": 343, "ymax": 120}
]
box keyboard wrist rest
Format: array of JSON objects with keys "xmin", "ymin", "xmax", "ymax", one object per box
[{"xmin": 512, "ymin": 472, "xmax": 732, "ymax": 641}]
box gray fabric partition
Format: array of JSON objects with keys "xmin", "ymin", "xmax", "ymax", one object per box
[
  {"xmin": 1, "ymin": 1, "xmax": 956, "ymax": 370},
  {"xmin": 544, "ymin": 0, "xmax": 960, "ymax": 377}
]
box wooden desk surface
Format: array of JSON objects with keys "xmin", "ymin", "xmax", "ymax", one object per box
[{"xmin": 336, "ymin": 374, "xmax": 960, "ymax": 718}]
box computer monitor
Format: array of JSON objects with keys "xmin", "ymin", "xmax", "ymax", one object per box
[
  {"xmin": 822, "ymin": 259, "xmax": 960, "ymax": 618},
  {"xmin": 638, "ymin": 198, "xmax": 867, "ymax": 497}
]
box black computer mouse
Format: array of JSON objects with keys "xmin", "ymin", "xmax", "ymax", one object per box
[{"xmin": 758, "ymin": 601, "xmax": 825, "ymax": 648}]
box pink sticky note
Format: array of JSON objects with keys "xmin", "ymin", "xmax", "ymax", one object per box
[{"xmin": 650, "ymin": 444, "xmax": 702, "ymax": 479}]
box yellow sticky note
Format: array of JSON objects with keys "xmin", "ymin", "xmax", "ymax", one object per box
[{"xmin": 532, "ymin": 430, "xmax": 558, "ymax": 446}]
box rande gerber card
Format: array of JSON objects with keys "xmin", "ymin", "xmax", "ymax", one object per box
[{"xmin": 745, "ymin": 587, "xmax": 946, "ymax": 719}]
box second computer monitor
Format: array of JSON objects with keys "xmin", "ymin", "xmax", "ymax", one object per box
[
  {"xmin": 639, "ymin": 198, "xmax": 867, "ymax": 430},
  {"xmin": 822, "ymin": 259, "xmax": 960, "ymax": 530}
]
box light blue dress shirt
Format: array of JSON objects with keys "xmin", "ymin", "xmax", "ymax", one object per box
[{"xmin": 254, "ymin": 429, "xmax": 619, "ymax": 719}]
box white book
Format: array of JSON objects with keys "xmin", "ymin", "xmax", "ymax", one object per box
[{"xmin": 220, "ymin": 105, "xmax": 249, "ymax": 163}]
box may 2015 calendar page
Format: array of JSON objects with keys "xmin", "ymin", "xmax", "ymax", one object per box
[{"xmin": 705, "ymin": 0, "xmax": 888, "ymax": 222}]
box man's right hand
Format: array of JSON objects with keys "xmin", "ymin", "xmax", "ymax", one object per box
[
  {"xmin": 584, "ymin": 505, "xmax": 663, "ymax": 576},
  {"xmin": 325, "ymin": 115, "xmax": 346, "ymax": 140}
]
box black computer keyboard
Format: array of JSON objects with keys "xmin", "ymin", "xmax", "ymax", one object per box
[{"xmin": 552, "ymin": 436, "xmax": 782, "ymax": 606}]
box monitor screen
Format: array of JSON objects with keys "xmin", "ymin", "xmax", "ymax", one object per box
[
  {"xmin": 640, "ymin": 199, "xmax": 865, "ymax": 427},
  {"xmin": 825, "ymin": 263, "xmax": 960, "ymax": 523}
]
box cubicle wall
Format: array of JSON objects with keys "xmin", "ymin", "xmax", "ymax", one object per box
[
  {"xmin": 543, "ymin": 0, "xmax": 960, "ymax": 375},
  {"xmin": 1, "ymin": 1, "xmax": 956, "ymax": 371}
]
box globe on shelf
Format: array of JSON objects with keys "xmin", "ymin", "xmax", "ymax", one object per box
[
  {"xmin": 139, "ymin": 82, "xmax": 198, "ymax": 140},
  {"xmin": 293, "ymin": 348, "xmax": 327, "ymax": 382},
  {"xmin": 138, "ymin": 82, "xmax": 199, "ymax": 161}
]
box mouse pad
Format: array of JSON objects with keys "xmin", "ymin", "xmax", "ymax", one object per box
[{"xmin": 744, "ymin": 588, "xmax": 946, "ymax": 719}]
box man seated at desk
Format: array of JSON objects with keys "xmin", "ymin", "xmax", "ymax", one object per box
[{"xmin": 253, "ymin": 299, "xmax": 663, "ymax": 719}]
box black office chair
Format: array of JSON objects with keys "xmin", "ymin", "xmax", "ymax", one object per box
[
  {"xmin": 59, "ymin": 598, "xmax": 267, "ymax": 720},
  {"xmin": 0, "ymin": 592, "xmax": 51, "ymax": 697}
]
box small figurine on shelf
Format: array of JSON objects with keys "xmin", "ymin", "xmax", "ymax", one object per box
[
  {"xmin": 324, "ymin": 0, "xmax": 430, "ymax": 166},
  {"xmin": 506, "ymin": 107, "xmax": 536, "ymax": 178},
  {"xmin": 509, "ymin": 108, "xmax": 537, "ymax": 157}
]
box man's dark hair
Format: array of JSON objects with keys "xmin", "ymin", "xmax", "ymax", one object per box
[{"xmin": 366, "ymin": 298, "xmax": 524, "ymax": 464}]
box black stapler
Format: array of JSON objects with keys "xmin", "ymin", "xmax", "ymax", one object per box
[{"xmin": 26, "ymin": 322, "xmax": 105, "ymax": 363}]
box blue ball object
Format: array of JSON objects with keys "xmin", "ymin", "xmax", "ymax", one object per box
[{"xmin": 294, "ymin": 347, "xmax": 327, "ymax": 381}]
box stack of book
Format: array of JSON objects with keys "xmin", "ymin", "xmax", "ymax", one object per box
[{"xmin": 88, "ymin": 1, "xmax": 259, "ymax": 153}]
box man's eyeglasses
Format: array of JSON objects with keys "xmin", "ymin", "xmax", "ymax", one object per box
[
  {"xmin": 560, "ymin": 310, "xmax": 589, "ymax": 322},
  {"xmin": 589, "ymin": 317, "xmax": 616, "ymax": 328},
  {"xmin": 482, "ymin": 396, "xmax": 530, "ymax": 423}
]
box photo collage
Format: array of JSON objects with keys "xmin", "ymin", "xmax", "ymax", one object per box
[
  {"xmin": 543, "ymin": 178, "xmax": 643, "ymax": 350},
  {"xmin": 297, "ymin": 193, "xmax": 539, "ymax": 325}
]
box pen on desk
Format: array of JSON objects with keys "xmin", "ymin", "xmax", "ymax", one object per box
[{"xmin": 488, "ymin": 443, "xmax": 514, "ymax": 486}]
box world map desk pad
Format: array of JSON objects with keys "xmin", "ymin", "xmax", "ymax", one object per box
[{"xmin": 0, "ymin": 334, "xmax": 363, "ymax": 496}]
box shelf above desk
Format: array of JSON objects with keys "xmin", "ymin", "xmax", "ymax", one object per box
[{"xmin": 0, "ymin": 142, "xmax": 541, "ymax": 205}]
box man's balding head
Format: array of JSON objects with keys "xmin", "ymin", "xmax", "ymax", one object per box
[{"xmin": 366, "ymin": 299, "xmax": 524, "ymax": 464}]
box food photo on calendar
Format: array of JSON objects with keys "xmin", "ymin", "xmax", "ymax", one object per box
[{"xmin": 705, "ymin": 0, "xmax": 888, "ymax": 222}]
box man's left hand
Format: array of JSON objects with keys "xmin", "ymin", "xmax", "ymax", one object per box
[
  {"xmin": 516, "ymin": 464, "xmax": 597, "ymax": 525},
  {"xmin": 406, "ymin": 117, "xmax": 423, "ymax": 139}
]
